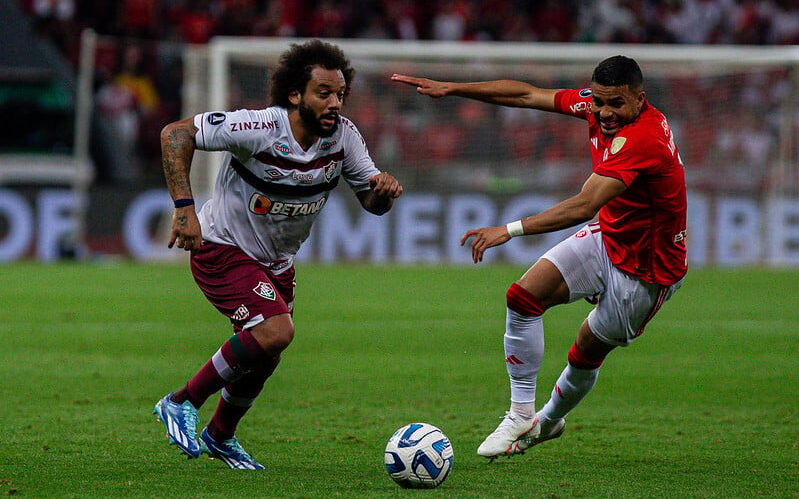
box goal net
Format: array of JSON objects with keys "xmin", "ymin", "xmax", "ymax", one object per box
[
  {"xmin": 186, "ymin": 39, "xmax": 799, "ymax": 199},
  {"xmin": 183, "ymin": 39, "xmax": 799, "ymax": 265}
]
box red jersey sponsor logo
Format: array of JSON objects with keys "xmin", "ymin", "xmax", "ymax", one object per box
[{"xmin": 570, "ymin": 101, "xmax": 591, "ymax": 113}]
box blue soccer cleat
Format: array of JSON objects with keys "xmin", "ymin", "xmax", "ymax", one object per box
[
  {"xmin": 200, "ymin": 427, "xmax": 265, "ymax": 470},
  {"xmin": 153, "ymin": 393, "xmax": 202, "ymax": 458}
]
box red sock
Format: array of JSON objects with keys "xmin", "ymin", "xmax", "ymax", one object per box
[
  {"xmin": 170, "ymin": 329, "xmax": 266, "ymax": 409},
  {"xmin": 209, "ymin": 356, "xmax": 280, "ymax": 441},
  {"xmin": 506, "ymin": 282, "xmax": 547, "ymax": 316},
  {"xmin": 567, "ymin": 341, "xmax": 605, "ymax": 370}
]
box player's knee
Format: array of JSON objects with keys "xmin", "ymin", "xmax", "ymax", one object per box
[
  {"xmin": 272, "ymin": 324, "xmax": 295, "ymax": 351},
  {"xmin": 251, "ymin": 315, "xmax": 295, "ymax": 354},
  {"xmin": 567, "ymin": 341, "xmax": 606, "ymax": 370},
  {"xmin": 506, "ymin": 282, "xmax": 547, "ymax": 317}
]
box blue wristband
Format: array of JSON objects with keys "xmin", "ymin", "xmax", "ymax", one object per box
[{"xmin": 174, "ymin": 198, "xmax": 194, "ymax": 208}]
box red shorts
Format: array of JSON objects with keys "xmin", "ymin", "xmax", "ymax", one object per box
[{"xmin": 190, "ymin": 242, "xmax": 295, "ymax": 332}]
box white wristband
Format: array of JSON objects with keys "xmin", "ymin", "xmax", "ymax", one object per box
[{"xmin": 506, "ymin": 220, "xmax": 524, "ymax": 238}]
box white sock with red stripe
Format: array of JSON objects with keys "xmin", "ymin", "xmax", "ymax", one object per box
[
  {"xmin": 503, "ymin": 290, "xmax": 546, "ymax": 420},
  {"xmin": 540, "ymin": 364, "xmax": 599, "ymax": 421},
  {"xmin": 503, "ymin": 284, "xmax": 548, "ymax": 419}
]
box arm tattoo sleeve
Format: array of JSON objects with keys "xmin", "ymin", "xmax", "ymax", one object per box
[{"xmin": 162, "ymin": 124, "xmax": 197, "ymax": 199}]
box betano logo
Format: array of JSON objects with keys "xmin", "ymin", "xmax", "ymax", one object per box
[
  {"xmin": 249, "ymin": 194, "xmax": 272, "ymax": 214},
  {"xmin": 248, "ymin": 193, "xmax": 327, "ymax": 217}
]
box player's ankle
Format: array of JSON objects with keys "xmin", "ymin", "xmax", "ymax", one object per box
[{"xmin": 510, "ymin": 402, "xmax": 534, "ymax": 420}]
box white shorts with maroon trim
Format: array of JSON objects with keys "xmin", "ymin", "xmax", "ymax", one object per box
[{"xmin": 541, "ymin": 223, "xmax": 683, "ymax": 346}]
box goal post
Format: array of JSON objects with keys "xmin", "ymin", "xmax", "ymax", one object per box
[
  {"xmin": 181, "ymin": 38, "xmax": 799, "ymax": 265},
  {"xmin": 187, "ymin": 38, "xmax": 799, "ymax": 201}
]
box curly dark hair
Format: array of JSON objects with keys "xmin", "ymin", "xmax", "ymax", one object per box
[
  {"xmin": 591, "ymin": 55, "xmax": 643, "ymax": 91},
  {"xmin": 269, "ymin": 40, "xmax": 355, "ymax": 108}
]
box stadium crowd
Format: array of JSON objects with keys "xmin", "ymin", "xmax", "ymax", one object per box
[{"xmin": 15, "ymin": 0, "xmax": 799, "ymax": 193}]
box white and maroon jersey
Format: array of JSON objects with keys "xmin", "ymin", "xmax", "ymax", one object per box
[{"xmin": 193, "ymin": 106, "xmax": 378, "ymax": 272}]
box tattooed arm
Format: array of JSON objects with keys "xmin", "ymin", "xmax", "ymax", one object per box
[{"xmin": 161, "ymin": 118, "xmax": 202, "ymax": 251}]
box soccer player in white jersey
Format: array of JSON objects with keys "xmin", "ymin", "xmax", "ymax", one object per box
[
  {"xmin": 153, "ymin": 40, "xmax": 403, "ymax": 470},
  {"xmin": 394, "ymin": 56, "xmax": 686, "ymax": 460}
]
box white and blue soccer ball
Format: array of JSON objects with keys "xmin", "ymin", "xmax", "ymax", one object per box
[{"xmin": 384, "ymin": 422, "xmax": 454, "ymax": 489}]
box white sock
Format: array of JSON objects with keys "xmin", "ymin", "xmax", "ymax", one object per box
[
  {"xmin": 504, "ymin": 307, "xmax": 544, "ymax": 419},
  {"xmin": 540, "ymin": 363, "xmax": 599, "ymax": 421}
]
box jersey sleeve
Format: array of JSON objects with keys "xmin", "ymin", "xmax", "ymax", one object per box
[
  {"xmin": 553, "ymin": 88, "xmax": 593, "ymax": 120},
  {"xmin": 594, "ymin": 131, "xmax": 660, "ymax": 186},
  {"xmin": 194, "ymin": 109, "xmax": 271, "ymax": 156},
  {"xmin": 339, "ymin": 117, "xmax": 379, "ymax": 192}
]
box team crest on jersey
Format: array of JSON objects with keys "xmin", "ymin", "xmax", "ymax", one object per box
[
  {"xmin": 610, "ymin": 137, "xmax": 626, "ymax": 154},
  {"xmin": 274, "ymin": 143, "xmax": 291, "ymax": 156},
  {"xmin": 579, "ymin": 88, "xmax": 592, "ymax": 97},
  {"xmin": 253, "ymin": 282, "xmax": 276, "ymax": 301},
  {"xmin": 232, "ymin": 305, "xmax": 250, "ymax": 321},
  {"xmin": 323, "ymin": 160, "xmax": 338, "ymax": 182},
  {"xmin": 249, "ymin": 193, "xmax": 272, "ymax": 214}
]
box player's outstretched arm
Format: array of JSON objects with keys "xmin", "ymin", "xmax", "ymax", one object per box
[
  {"xmin": 391, "ymin": 74, "xmax": 560, "ymax": 111},
  {"xmin": 356, "ymin": 172, "xmax": 404, "ymax": 215},
  {"xmin": 460, "ymin": 174, "xmax": 627, "ymax": 263},
  {"xmin": 161, "ymin": 117, "xmax": 202, "ymax": 251}
]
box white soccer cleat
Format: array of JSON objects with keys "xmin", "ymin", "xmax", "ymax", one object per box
[
  {"xmin": 477, "ymin": 411, "xmax": 540, "ymax": 460},
  {"xmin": 519, "ymin": 415, "xmax": 566, "ymax": 451}
]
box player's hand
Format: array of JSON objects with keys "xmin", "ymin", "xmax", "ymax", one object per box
[
  {"xmin": 460, "ymin": 226, "xmax": 511, "ymax": 263},
  {"xmin": 168, "ymin": 207, "xmax": 203, "ymax": 252},
  {"xmin": 391, "ymin": 74, "xmax": 451, "ymax": 98},
  {"xmin": 369, "ymin": 172, "xmax": 403, "ymax": 199}
]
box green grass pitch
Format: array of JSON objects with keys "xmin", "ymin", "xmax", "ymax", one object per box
[{"xmin": 0, "ymin": 262, "xmax": 796, "ymax": 497}]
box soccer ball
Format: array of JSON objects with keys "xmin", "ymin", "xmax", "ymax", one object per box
[{"xmin": 384, "ymin": 422, "xmax": 454, "ymax": 489}]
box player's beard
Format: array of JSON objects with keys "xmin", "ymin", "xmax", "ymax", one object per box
[{"xmin": 298, "ymin": 102, "xmax": 338, "ymax": 138}]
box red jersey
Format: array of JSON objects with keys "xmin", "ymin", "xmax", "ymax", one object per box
[{"xmin": 554, "ymin": 88, "xmax": 687, "ymax": 285}]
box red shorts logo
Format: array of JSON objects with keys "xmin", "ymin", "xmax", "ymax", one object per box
[{"xmin": 576, "ymin": 229, "xmax": 588, "ymax": 238}]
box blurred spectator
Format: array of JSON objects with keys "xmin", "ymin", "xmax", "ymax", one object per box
[
  {"xmin": 306, "ymin": 0, "xmax": 347, "ymax": 38},
  {"xmin": 94, "ymin": 43, "xmax": 160, "ymax": 182},
  {"xmin": 119, "ymin": 0, "xmax": 159, "ymax": 38},
  {"xmin": 14, "ymin": 0, "xmax": 799, "ymax": 195},
  {"xmin": 178, "ymin": 1, "xmax": 218, "ymax": 43},
  {"xmin": 432, "ymin": 0, "xmax": 470, "ymax": 40}
]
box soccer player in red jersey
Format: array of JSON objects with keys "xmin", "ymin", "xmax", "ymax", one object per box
[{"xmin": 393, "ymin": 56, "xmax": 687, "ymax": 460}]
